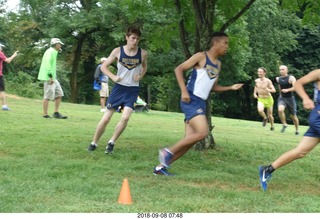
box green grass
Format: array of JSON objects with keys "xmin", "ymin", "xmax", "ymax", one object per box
[{"xmin": 1, "ymin": 94, "xmax": 320, "ymax": 213}]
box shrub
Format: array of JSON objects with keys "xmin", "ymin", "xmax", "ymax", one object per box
[{"xmin": 5, "ymin": 71, "xmax": 43, "ymax": 99}]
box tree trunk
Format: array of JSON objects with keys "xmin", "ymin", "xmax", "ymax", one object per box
[{"xmin": 69, "ymin": 35, "xmax": 85, "ymax": 103}]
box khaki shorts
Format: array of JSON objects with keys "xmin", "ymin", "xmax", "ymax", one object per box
[
  {"xmin": 100, "ymin": 82, "xmax": 109, "ymax": 97},
  {"xmin": 44, "ymin": 79, "xmax": 64, "ymax": 100}
]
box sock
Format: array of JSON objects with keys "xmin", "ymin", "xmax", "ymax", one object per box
[
  {"xmin": 266, "ymin": 165, "xmax": 275, "ymax": 173},
  {"xmin": 91, "ymin": 142, "xmax": 97, "ymax": 146},
  {"xmin": 108, "ymin": 141, "xmax": 114, "ymax": 145}
]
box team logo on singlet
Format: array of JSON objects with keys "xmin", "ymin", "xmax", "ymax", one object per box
[
  {"xmin": 205, "ymin": 64, "xmax": 219, "ymax": 79},
  {"xmin": 120, "ymin": 58, "xmax": 141, "ymax": 70}
]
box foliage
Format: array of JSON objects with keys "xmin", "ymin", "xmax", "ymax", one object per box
[
  {"xmin": 5, "ymin": 71, "xmax": 43, "ymax": 99},
  {"xmin": 246, "ymin": 0, "xmax": 301, "ymax": 77},
  {"xmin": 281, "ymin": 0, "xmax": 320, "ymax": 27},
  {"xmin": 1, "ymin": 0, "xmax": 320, "ymax": 123},
  {"xmin": 151, "ymin": 74, "xmax": 180, "ymax": 112}
]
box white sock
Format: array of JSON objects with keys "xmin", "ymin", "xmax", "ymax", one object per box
[
  {"xmin": 156, "ymin": 166, "xmax": 164, "ymax": 171},
  {"xmin": 91, "ymin": 142, "xmax": 97, "ymax": 146}
]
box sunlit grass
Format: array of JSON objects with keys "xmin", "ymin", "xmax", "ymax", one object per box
[{"xmin": 0, "ymin": 94, "xmax": 319, "ymax": 213}]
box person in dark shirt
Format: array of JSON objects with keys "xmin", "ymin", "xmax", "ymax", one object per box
[{"xmin": 276, "ymin": 65, "xmax": 299, "ymax": 135}]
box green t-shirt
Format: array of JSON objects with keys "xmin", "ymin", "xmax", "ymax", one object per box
[{"xmin": 38, "ymin": 47, "xmax": 58, "ymax": 81}]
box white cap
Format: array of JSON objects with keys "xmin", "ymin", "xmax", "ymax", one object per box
[
  {"xmin": 100, "ymin": 57, "xmax": 107, "ymax": 63},
  {"xmin": 50, "ymin": 38, "xmax": 64, "ymax": 45},
  {"xmin": 0, "ymin": 43, "xmax": 5, "ymax": 48}
]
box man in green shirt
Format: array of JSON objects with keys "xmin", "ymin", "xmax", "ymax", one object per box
[{"xmin": 38, "ymin": 38, "xmax": 67, "ymax": 119}]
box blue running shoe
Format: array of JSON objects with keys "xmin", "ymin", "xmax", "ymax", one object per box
[
  {"xmin": 259, "ymin": 166, "xmax": 272, "ymax": 191},
  {"xmin": 153, "ymin": 166, "xmax": 175, "ymax": 176},
  {"xmin": 159, "ymin": 148, "xmax": 173, "ymax": 168}
]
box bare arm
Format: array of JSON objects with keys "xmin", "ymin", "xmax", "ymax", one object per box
[
  {"xmin": 134, "ymin": 49, "xmax": 148, "ymax": 81},
  {"xmin": 253, "ymin": 82, "xmax": 258, "ymax": 98},
  {"xmin": 211, "ymin": 61, "xmax": 243, "ymax": 92},
  {"xmin": 174, "ymin": 52, "xmax": 204, "ymax": 103},
  {"xmin": 100, "ymin": 48, "xmax": 121, "ymax": 82},
  {"xmin": 268, "ymin": 80, "xmax": 276, "ymax": 93},
  {"xmin": 4, "ymin": 51, "xmax": 18, "ymax": 63},
  {"xmin": 212, "ymin": 78, "xmax": 244, "ymax": 92},
  {"xmin": 294, "ymin": 69, "xmax": 320, "ymax": 110}
]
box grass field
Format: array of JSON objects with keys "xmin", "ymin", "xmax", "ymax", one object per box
[{"xmin": 1, "ymin": 94, "xmax": 320, "ymax": 214}]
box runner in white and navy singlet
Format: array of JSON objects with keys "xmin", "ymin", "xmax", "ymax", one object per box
[
  {"xmin": 181, "ymin": 52, "xmax": 220, "ymax": 121},
  {"xmin": 106, "ymin": 46, "xmax": 142, "ymax": 111},
  {"xmin": 153, "ymin": 32, "xmax": 244, "ymax": 176},
  {"xmin": 87, "ymin": 26, "xmax": 148, "ymax": 154}
]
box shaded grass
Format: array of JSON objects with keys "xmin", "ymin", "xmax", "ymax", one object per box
[{"xmin": 1, "ymin": 94, "xmax": 320, "ymax": 213}]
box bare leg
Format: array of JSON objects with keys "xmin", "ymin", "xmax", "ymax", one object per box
[
  {"xmin": 257, "ymin": 102, "xmax": 267, "ymax": 120},
  {"xmin": 291, "ymin": 114, "xmax": 299, "ymax": 133},
  {"xmin": 0, "ymin": 91, "xmax": 7, "ymax": 106},
  {"xmin": 167, "ymin": 115, "xmax": 209, "ymax": 165},
  {"xmin": 54, "ymin": 96, "xmax": 62, "ymax": 113},
  {"xmin": 278, "ymin": 105, "xmax": 287, "ymax": 126},
  {"xmin": 100, "ymin": 97, "xmax": 106, "ymax": 109},
  {"xmin": 267, "ymin": 106, "xmax": 274, "ymax": 128},
  {"xmin": 92, "ymin": 108, "xmax": 115, "ymax": 144},
  {"xmin": 43, "ymin": 99, "xmax": 49, "ymax": 115},
  {"xmin": 109, "ymin": 106, "xmax": 134, "ymax": 142},
  {"xmin": 271, "ymin": 136, "xmax": 320, "ymax": 169}
]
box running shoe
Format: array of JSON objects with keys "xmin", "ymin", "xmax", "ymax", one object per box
[
  {"xmin": 2, "ymin": 105, "xmax": 9, "ymax": 110},
  {"xmin": 88, "ymin": 143, "xmax": 97, "ymax": 152},
  {"xmin": 159, "ymin": 148, "xmax": 173, "ymax": 168},
  {"xmin": 281, "ymin": 125, "xmax": 288, "ymax": 133},
  {"xmin": 259, "ymin": 165, "xmax": 272, "ymax": 191},
  {"xmin": 153, "ymin": 166, "xmax": 175, "ymax": 176},
  {"xmin": 53, "ymin": 112, "xmax": 67, "ymax": 119},
  {"xmin": 262, "ymin": 118, "xmax": 268, "ymax": 127},
  {"xmin": 105, "ymin": 142, "xmax": 115, "ymax": 154}
]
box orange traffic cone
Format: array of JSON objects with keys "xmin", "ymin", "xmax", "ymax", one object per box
[{"xmin": 118, "ymin": 178, "xmax": 133, "ymax": 204}]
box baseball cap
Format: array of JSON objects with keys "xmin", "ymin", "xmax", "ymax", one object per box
[
  {"xmin": 0, "ymin": 43, "xmax": 5, "ymax": 48},
  {"xmin": 100, "ymin": 57, "xmax": 108, "ymax": 62},
  {"xmin": 50, "ymin": 38, "xmax": 64, "ymax": 45}
]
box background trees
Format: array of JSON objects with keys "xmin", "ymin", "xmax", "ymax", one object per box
[{"xmin": 1, "ymin": 0, "xmax": 320, "ymax": 125}]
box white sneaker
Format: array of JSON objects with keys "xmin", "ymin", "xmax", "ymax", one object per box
[
  {"xmin": 100, "ymin": 109, "xmax": 106, "ymax": 113},
  {"xmin": 2, "ymin": 105, "xmax": 9, "ymax": 110}
]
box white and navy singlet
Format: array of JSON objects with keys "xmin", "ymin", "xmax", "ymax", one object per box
[
  {"xmin": 186, "ymin": 53, "xmax": 220, "ymax": 100},
  {"xmin": 116, "ymin": 46, "xmax": 142, "ymax": 87}
]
